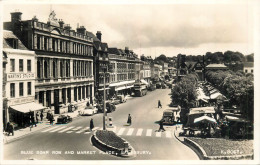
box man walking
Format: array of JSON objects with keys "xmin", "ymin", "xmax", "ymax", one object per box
[
  {"xmin": 36, "ymin": 111, "xmax": 39, "ymax": 124},
  {"xmin": 158, "ymin": 100, "xmax": 162, "ymax": 108},
  {"xmin": 90, "ymin": 118, "xmax": 94, "ymax": 131},
  {"xmin": 40, "ymin": 111, "xmax": 44, "ymax": 121},
  {"xmin": 158, "ymin": 119, "xmax": 165, "ymax": 132}
]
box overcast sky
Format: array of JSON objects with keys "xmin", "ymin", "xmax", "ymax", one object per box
[{"xmin": 2, "ymin": 1, "xmax": 256, "ymax": 58}]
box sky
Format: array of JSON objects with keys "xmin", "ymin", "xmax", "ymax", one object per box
[{"xmin": 2, "ymin": 1, "xmax": 257, "ymax": 58}]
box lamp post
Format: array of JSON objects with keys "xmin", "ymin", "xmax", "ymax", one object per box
[{"xmin": 101, "ymin": 65, "xmax": 109, "ymax": 130}]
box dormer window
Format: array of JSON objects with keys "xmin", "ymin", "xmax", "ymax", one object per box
[{"xmin": 6, "ymin": 38, "xmax": 18, "ymax": 49}]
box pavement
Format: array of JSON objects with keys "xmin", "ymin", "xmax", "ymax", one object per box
[{"xmin": 2, "ymin": 109, "xmax": 81, "ymax": 144}]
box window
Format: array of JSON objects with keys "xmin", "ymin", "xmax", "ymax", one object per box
[
  {"xmin": 27, "ymin": 82, "xmax": 31, "ymax": 95},
  {"xmin": 251, "ymin": 69, "xmax": 253, "ymax": 73},
  {"xmin": 37, "ymin": 60, "xmax": 41, "ymax": 78},
  {"xmin": 53, "ymin": 61, "xmax": 56, "ymax": 78},
  {"xmin": 10, "ymin": 83, "xmax": 15, "ymax": 98},
  {"xmin": 27, "ymin": 60, "xmax": 31, "ymax": 72},
  {"xmin": 44, "ymin": 61, "xmax": 48, "ymax": 78},
  {"xmin": 10, "ymin": 59, "xmax": 15, "ymax": 72},
  {"xmin": 245, "ymin": 69, "xmax": 248, "ymax": 73},
  {"xmin": 19, "ymin": 59, "xmax": 23, "ymax": 72},
  {"xmin": 19, "ymin": 82, "xmax": 23, "ymax": 96},
  {"xmin": 6, "ymin": 38, "xmax": 18, "ymax": 49}
]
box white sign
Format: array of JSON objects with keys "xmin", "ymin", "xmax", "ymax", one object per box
[{"xmin": 7, "ymin": 73, "xmax": 35, "ymax": 81}]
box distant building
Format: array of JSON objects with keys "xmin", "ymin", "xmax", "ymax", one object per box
[
  {"xmin": 243, "ymin": 62, "xmax": 254, "ymax": 74},
  {"xmin": 205, "ymin": 63, "xmax": 228, "ymax": 72}
]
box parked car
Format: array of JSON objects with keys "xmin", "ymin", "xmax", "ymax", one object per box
[
  {"xmin": 80, "ymin": 105, "xmax": 98, "ymax": 116},
  {"xmin": 56, "ymin": 115, "xmax": 72, "ymax": 124},
  {"xmin": 156, "ymin": 83, "xmax": 162, "ymax": 89},
  {"xmin": 162, "ymin": 110, "xmax": 175, "ymax": 125},
  {"xmin": 111, "ymin": 95, "xmax": 127, "ymax": 104},
  {"xmin": 148, "ymin": 84, "xmax": 156, "ymax": 91},
  {"xmin": 97, "ymin": 101, "xmax": 116, "ymax": 113}
]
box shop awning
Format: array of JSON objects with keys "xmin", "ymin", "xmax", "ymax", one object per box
[
  {"xmin": 126, "ymin": 85, "xmax": 134, "ymax": 88},
  {"xmin": 10, "ymin": 102, "xmax": 46, "ymax": 113},
  {"xmin": 115, "ymin": 86, "xmax": 127, "ymax": 91},
  {"xmin": 189, "ymin": 107, "xmax": 215, "ymax": 115},
  {"xmin": 141, "ymin": 79, "xmax": 149, "ymax": 85},
  {"xmin": 109, "ymin": 80, "xmax": 135, "ymax": 87},
  {"xmin": 98, "ymin": 87, "xmax": 110, "ymax": 91},
  {"xmin": 194, "ymin": 116, "xmax": 217, "ymax": 123}
]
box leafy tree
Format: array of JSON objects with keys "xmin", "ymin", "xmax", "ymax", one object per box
[{"xmin": 156, "ymin": 54, "xmax": 167, "ymax": 62}]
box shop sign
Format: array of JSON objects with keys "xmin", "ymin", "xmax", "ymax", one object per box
[
  {"xmin": 7, "ymin": 73, "xmax": 35, "ymax": 81},
  {"xmin": 8, "ymin": 96, "xmax": 34, "ymax": 106}
]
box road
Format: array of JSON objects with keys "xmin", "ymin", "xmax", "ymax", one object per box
[{"xmin": 3, "ymin": 89, "xmax": 199, "ymax": 160}]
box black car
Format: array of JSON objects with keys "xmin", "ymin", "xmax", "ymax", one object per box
[{"xmin": 56, "ymin": 115, "xmax": 72, "ymax": 124}]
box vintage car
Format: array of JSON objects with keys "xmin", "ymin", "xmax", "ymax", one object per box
[
  {"xmin": 80, "ymin": 105, "xmax": 98, "ymax": 116},
  {"xmin": 56, "ymin": 115, "xmax": 72, "ymax": 124},
  {"xmin": 148, "ymin": 84, "xmax": 156, "ymax": 91},
  {"xmin": 162, "ymin": 110, "xmax": 175, "ymax": 125},
  {"xmin": 97, "ymin": 101, "xmax": 116, "ymax": 113},
  {"xmin": 111, "ymin": 95, "xmax": 127, "ymax": 104}
]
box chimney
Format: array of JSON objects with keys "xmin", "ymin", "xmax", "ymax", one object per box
[
  {"xmin": 96, "ymin": 31, "xmax": 102, "ymax": 41},
  {"xmin": 11, "ymin": 11, "xmax": 22, "ymax": 23},
  {"xmin": 59, "ymin": 19, "xmax": 65, "ymax": 28},
  {"xmin": 77, "ymin": 26, "xmax": 86, "ymax": 35},
  {"xmin": 125, "ymin": 47, "xmax": 129, "ymax": 54},
  {"xmin": 64, "ymin": 24, "xmax": 71, "ymax": 31}
]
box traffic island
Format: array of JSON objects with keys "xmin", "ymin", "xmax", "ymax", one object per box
[
  {"xmin": 184, "ymin": 137, "xmax": 253, "ymax": 160},
  {"xmin": 91, "ymin": 130, "xmax": 135, "ymax": 158}
]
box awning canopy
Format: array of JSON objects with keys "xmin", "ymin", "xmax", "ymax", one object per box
[
  {"xmin": 126, "ymin": 85, "xmax": 134, "ymax": 88},
  {"xmin": 194, "ymin": 115, "xmax": 217, "ymax": 123},
  {"xmin": 189, "ymin": 107, "xmax": 215, "ymax": 115},
  {"xmin": 98, "ymin": 87, "xmax": 110, "ymax": 91},
  {"xmin": 115, "ymin": 86, "xmax": 127, "ymax": 91},
  {"xmin": 10, "ymin": 102, "xmax": 46, "ymax": 113},
  {"xmin": 109, "ymin": 80, "xmax": 135, "ymax": 87},
  {"xmin": 225, "ymin": 115, "xmax": 250, "ymax": 123},
  {"xmin": 141, "ymin": 79, "xmax": 149, "ymax": 85}
]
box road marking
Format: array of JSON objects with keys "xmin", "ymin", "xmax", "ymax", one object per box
[
  {"xmin": 92, "ymin": 127, "xmax": 100, "ymax": 131},
  {"xmin": 136, "ymin": 128, "xmax": 143, "ymax": 136},
  {"xmin": 165, "ymin": 131, "xmax": 172, "ymax": 138},
  {"xmin": 72, "ymin": 126, "xmax": 82, "ymax": 131},
  {"xmin": 58, "ymin": 126, "xmax": 74, "ymax": 133},
  {"xmin": 126, "ymin": 128, "xmax": 134, "ymax": 136},
  {"xmin": 156, "ymin": 131, "xmax": 161, "ymax": 137},
  {"xmin": 41, "ymin": 126, "xmax": 58, "ymax": 132},
  {"xmin": 117, "ymin": 128, "xmax": 125, "ymax": 136},
  {"xmin": 66, "ymin": 131, "xmax": 73, "ymax": 133},
  {"xmin": 146, "ymin": 129, "xmax": 152, "ymax": 136},
  {"xmin": 84, "ymin": 131, "xmax": 91, "ymax": 134},
  {"xmin": 50, "ymin": 126, "xmax": 66, "ymax": 133},
  {"xmin": 76, "ymin": 127, "xmax": 89, "ymax": 133}
]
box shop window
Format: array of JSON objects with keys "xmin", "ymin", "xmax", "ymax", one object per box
[
  {"xmin": 19, "ymin": 82, "xmax": 23, "ymax": 96},
  {"xmin": 10, "ymin": 59, "xmax": 15, "ymax": 72},
  {"xmin": 19, "ymin": 59, "xmax": 23, "ymax": 72},
  {"xmin": 27, "ymin": 82, "xmax": 31, "ymax": 95},
  {"xmin": 27, "ymin": 60, "xmax": 31, "ymax": 72},
  {"xmin": 10, "ymin": 83, "xmax": 15, "ymax": 98}
]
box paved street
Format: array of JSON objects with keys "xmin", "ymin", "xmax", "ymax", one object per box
[{"xmin": 3, "ymin": 89, "xmax": 199, "ymax": 160}]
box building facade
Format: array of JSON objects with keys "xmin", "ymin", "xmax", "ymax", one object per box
[
  {"xmin": 4, "ymin": 11, "xmax": 95, "ymax": 114},
  {"xmin": 243, "ymin": 62, "xmax": 254, "ymax": 74},
  {"xmin": 3, "ymin": 30, "xmax": 45, "ymax": 127},
  {"xmin": 108, "ymin": 47, "xmax": 138, "ymax": 96}
]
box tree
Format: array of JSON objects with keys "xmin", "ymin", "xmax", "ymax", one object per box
[
  {"xmin": 156, "ymin": 54, "xmax": 167, "ymax": 62},
  {"xmin": 171, "ymin": 74, "xmax": 198, "ymax": 124}
]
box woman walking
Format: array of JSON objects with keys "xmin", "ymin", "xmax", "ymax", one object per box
[
  {"xmin": 127, "ymin": 114, "xmax": 132, "ymax": 126},
  {"xmin": 158, "ymin": 100, "xmax": 162, "ymax": 108},
  {"xmin": 90, "ymin": 118, "xmax": 94, "ymax": 131}
]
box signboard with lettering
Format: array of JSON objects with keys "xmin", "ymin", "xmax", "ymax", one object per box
[
  {"xmin": 7, "ymin": 73, "xmax": 35, "ymax": 81},
  {"xmin": 8, "ymin": 96, "xmax": 35, "ymax": 106}
]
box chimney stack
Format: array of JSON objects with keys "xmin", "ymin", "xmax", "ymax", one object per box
[
  {"xmin": 77, "ymin": 26, "xmax": 86, "ymax": 35},
  {"xmin": 125, "ymin": 47, "xmax": 129, "ymax": 54},
  {"xmin": 64, "ymin": 24, "xmax": 71, "ymax": 31},
  {"xmin": 11, "ymin": 12, "xmax": 22, "ymax": 23},
  {"xmin": 59, "ymin": 19, "xmax": 65, "ymax": 28},
  {"xmin": 96, "ymin": 31, "xmax": 102, "ymax": 41}
]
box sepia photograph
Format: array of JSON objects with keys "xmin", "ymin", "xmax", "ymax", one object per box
[{"xmin": 0, "ymin": 0, "xmax": 259, "ymax": 164}]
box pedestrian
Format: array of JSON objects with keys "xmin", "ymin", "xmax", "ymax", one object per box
[
  {"xmin": 127, "ymin": 114, "xmax": 132, "ymax": 126},
  {"xmin": 8, "ymin": 122, "xmax": 14, "ymax": 136},
  {"xmin": 40, "ymin": 111, "xmax": 44, "ymax": 121},
  {"xmin": 6, "ymin": 122, "xmax": 10, "ymax": 135},
  {"xmin": 50, "ymin": 113, "xmax": 54, "ymax": 125},
  {"xmin": 90, "ymin": 118, "xmax": 94, "ymax": 131},
  {"xmin": 158, "ymin": 100, "xmax": 162, "ymax": 108},
  {"xmin": 158, "ymin": 119, "xmax": 165, "ymax": 132},
  {"xmin": 36, "ymin": 111, "xmax": 39, "ymax": 124}
]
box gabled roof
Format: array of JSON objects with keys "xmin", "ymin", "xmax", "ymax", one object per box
[
  {"xmin": 244, "ymin": 62, "xmax": 254, "ymax": 68},
  {"xmin": 3, "ymin": 30, "xmax": 28, "ymax": 50},
  {"xmin": 87, "ymin": 31, "xmax": 100, "ymax": 42},
  {"xmin": 93, "ymin": 41, "xmax": 101, "ymax": 50},
  {"xmin": 101, "ymin": 43, "xmax": 108, "ymax": 52}
]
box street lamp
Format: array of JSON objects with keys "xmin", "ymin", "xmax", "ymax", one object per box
[{"xmin": 101, "ymin": 65, "xmax": 108, "ymax": 130}]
